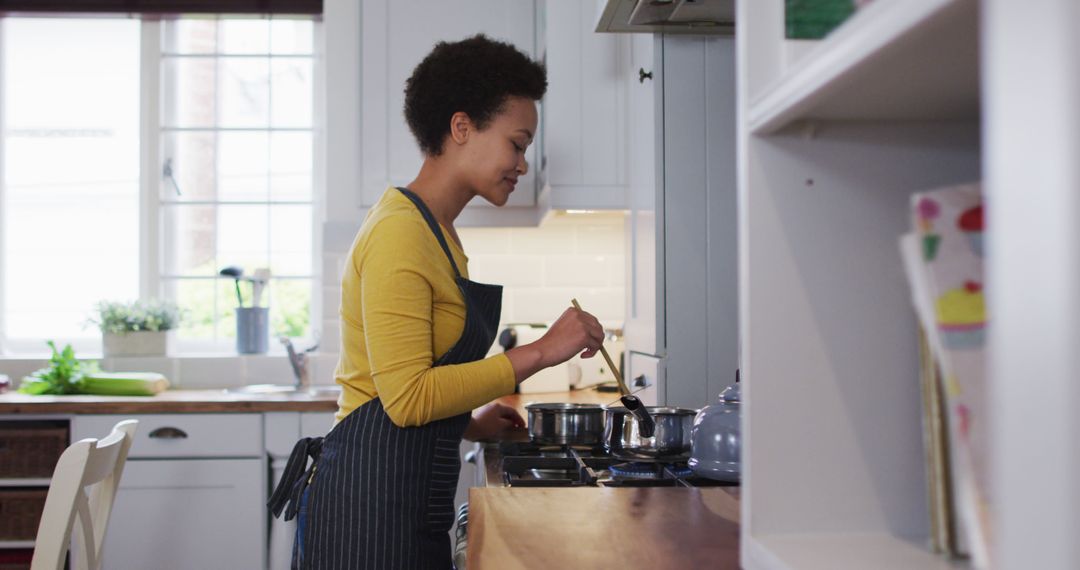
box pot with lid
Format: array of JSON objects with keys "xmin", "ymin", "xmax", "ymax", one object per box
[{"xmin": 688, "ymin": 370, "xmax": 741, "ymax": 482}]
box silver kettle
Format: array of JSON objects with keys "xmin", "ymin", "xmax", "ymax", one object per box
[{"xmin": 688, "ymin": 370, "xmax": 741, "ymax": 482}]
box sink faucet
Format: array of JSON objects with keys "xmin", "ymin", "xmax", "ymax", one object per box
[{"xmin": 281, "ymin": 337, "xmax": 318, "ymax": 390}]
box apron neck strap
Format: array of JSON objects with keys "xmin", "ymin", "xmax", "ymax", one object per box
[{"xmin": 395, "ymin": 187, "xmax": 462, "ymax": 279}]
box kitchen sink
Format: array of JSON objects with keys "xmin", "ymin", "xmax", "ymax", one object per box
[{"xmin": 225, "ymin": 384, "xmax": 342, "ymax": 397}]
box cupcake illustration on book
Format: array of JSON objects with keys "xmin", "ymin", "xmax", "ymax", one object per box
[
  {"xmin": 936, "ymin": 279, "xmax": 986, "ymax": 349},
  {"xmin": 959, "ymin": 205, "xmax": 983, "ymax": 258}
]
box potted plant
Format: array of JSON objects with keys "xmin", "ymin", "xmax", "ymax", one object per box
[{"xmin": 91, "ymin": 300, "xmax": 180, "ymax": 357}]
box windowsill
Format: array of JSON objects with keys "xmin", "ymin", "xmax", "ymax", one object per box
[{"xmin": 0, "ymin": 351, "xmax": 341, "ymax": 390}]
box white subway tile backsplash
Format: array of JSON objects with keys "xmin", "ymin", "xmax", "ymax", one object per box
[
  {"xmin": 577, "ymin": 222, "xmax": 627, "ymax": 255},
  {"xmin": 322, "ymin": 286, "xmax": 342, "ymax": 319},
  {"xmin": 176, "ymin": 356, "xmax": 245, "ymax": 389},
  {"xmin": 509, "ymin": 225, "xmax": 577, "ymax": 254},
  {"xmin": 309, "ymin": 353, "xmax": 341, "ymax": 386},
  {"xmin": 319, "ymin": 323, "xmax": 341, "ymax": 355},
  {"xmin": 322, "ymin": 253, "xmax": 347, "ymax": 285},
  {"xmin": 468, "ymin": 255, "xmax": 545, "ymax": 287},
  {"xmin": 0, "ymin": 359, "xmax": 48, "ymax": 386},
  {"xmin": 573, "ymin": 288, "xmax": 626, "ymax": 322},
  {"xmin": 244, "ymin": 354, "xmax": 295, "ymax": 385},
  {"xmin": 105, "ymin": 357, "xmax": 178, "ymax": 380},
  {"xmin": 458, "ymin": 228, "xmax": 512, "ymax": 254},
  {"xmin": 511, "ymin": 289, "xmax": 582, "ymax": 323},
  {"xmin": 543, "ymin": 255, "xmax": 616, "ymax": 288}
]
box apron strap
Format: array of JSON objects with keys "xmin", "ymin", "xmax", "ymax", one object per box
[
  {"xmin": 268, "ymin": 436, "xmax": 323, "ymax": 521},
  {"xmin": 395, "ymin": 187, "xmax": 463, "ymax": 279}
]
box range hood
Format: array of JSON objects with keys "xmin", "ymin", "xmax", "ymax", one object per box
[{"xmin": 596, "ymin": 0, "xmax": 735, "ymax": 35}]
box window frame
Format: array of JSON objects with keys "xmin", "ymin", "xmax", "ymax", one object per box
[{"xmin": 0, "ymin": 15, "xmax": 324, "ymax": 356}]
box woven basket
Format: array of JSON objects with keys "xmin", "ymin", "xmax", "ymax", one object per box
[
  {"xmin": 0, "ymin": 489, "xmax": 48, "ymax": 540},
  {"xmin": 0, "ymin": 426, "xmax": 68, "ymax": 479}
]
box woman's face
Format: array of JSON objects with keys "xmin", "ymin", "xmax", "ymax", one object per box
[{"xmin": 460, "ymin": 96, "xmax": 538, "ymax": 206}]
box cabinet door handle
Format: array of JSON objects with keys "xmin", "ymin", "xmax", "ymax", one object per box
[
  {"xmin": 633, "ymin": 374, "xmax": 648, "ymax": 388},
  {"xmin": 464, "ymin": 450, "xmax": 478, "ymax": 464},
  {"xmin": 148, "ymin": 426, "xmax": 188, "ymax": 439},
  {"xmin": 639, "ymin": 68, "xmax": 653, "ymax": 83}
]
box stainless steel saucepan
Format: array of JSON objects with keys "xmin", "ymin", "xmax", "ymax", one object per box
[
  {"xmin": 526, "ymin": 403, "xmax": 606, "ymax": 446},
  {"xmin": 604, "ymin": 406, "xmax": 698, "ymax": 461}
]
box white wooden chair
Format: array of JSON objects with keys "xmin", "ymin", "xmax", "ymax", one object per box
[{"xmin": 30, "ymin": 419, "xmax": 138, "ymax": 570}]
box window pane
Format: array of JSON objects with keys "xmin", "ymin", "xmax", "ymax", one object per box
[
  {"xmin": 220, "ymin": 19, "xmax": 270, "ymax": 54},
  {"xmin": 163, "ymin": 131, "xmax": 217, "ymax": 200},
  {"xmin": 270, "ymin": 59, "xmax": 313, "ymax": 127},
  {"xmin": 219, "ymin": 58, "xmax": 270, "ymax": 127},
  {"xmin": 218, "ymin": 205, "xmax": 269, "ymax": 270},
  {"xmin": 270, "ymin": 132, "xmax": 312, "ymax": 201},
  {"xmin": 163, "ymin": 205, "xmax": 216, "ymax": 276},
  {"xmin": 269, "ymin": 279, "xmax": 311, "ymax": 338},
  {"xmin": 270, "ymin": 19, "xmax": 313, "ymax": 54},
  {"xmin": 163, "ymin": 57, "xmax": 217, "ymax": 128},
  {"xmin": 165, "ymin": 19, "xmax": 218, "ymax": 54},
  {"xmin": 3, "ymin": 18, "xmax": 140, "ymax": 340},
  {"xmin": 269, "ymin": 205, "xmax": 312, "ymax": 275},
  {"xmin": 218, "ymin": 131, "xmax": 269, "ymax": 201}
]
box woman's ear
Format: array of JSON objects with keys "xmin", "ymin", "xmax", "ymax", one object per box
[{"xmin": 448, "ymin": 111, "xmax": 472, "ymax": 146}]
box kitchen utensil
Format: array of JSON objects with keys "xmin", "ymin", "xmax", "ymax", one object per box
[
  {"xmin": 251, "ymin": 267, "xmax": 271, "ymax": 308},
  {"xmin": 603, "ymin": 405, "xmax": 697, "ymax": 461},
  {"xmin": 525, "ymin": 403, "xmax": 606, "ymax": 446},
  {"xmin": 570, "ymin": 298, "xmax": 655, "ymax": 437},
  {"xmin": 219, "ymin": 266, "xmax": 245, "ymax": 308},
  {"xmin": 689, "ymin": 369, "xmax": 741, "ymax": 482}
]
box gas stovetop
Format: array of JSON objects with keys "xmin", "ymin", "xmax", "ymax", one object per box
[{"xmin": 494, "ymin": 441, "xmax": 736, "ymax": 488}]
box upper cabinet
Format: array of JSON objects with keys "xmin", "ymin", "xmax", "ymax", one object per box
[
  {"xmin": 356, "ymin": 0, "xmax": 647, "ymax": 223},
  {"xmin": 542, "ymin": 0, "xmax": 628, "ymax": 209},
  {"xmin": 359, "ymin": 0, "xmax": 539, "ymax": 209}
]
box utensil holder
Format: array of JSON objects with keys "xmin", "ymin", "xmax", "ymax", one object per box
[{"xmin": 236, "ymin": 307, "xmax": 270, "ymax": 354}]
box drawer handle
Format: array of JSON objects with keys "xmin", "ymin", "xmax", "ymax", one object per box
[{"xmin": 148, "ymin": 427, "xmax": 188, "ymax": 439}]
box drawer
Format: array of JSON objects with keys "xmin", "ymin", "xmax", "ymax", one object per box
[{"xmin": 72, "ymin": 414, "xmax": 262, "ymax": 458}]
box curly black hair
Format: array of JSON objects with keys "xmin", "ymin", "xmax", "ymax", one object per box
[{"xmin": 404, "ymin": 34, "xmax": 547, "ymax": 156}]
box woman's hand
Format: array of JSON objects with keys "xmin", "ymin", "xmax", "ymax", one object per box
[
  {"xmin": 463, "ymin": 402, "xmax": 526, "ymax": 442},
  {"xmin": 504, "ymin": 306, "xmax": 605, "ymax": 384}
]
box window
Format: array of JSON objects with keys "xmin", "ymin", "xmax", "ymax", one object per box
[
  {"xmin": 1, "ymin": 18, "xmax": 141, "ymax": 352},
  {"xmin": 0, "ymin": 16, "xmax": 320, "ymax": 355}
]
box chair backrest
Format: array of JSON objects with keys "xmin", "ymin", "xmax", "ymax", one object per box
[{"xmin": 30, "ymin": 419, "xmax": 138, "ymax": 570}]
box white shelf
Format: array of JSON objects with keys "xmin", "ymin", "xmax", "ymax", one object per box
[
  {"xmin": 0, "ymin": 540, "xmax": 35, "ymax": 549},
  {"xmin": 745, "ymin": 533, "xmax": 968, "ymax": 570},
  {"xmin": 748, "ymin": 0, "xmax": 978, "ymax": 134},
  {"xmin": 0, "ymin": 478, "xmax": 50, "ymax": 487}
]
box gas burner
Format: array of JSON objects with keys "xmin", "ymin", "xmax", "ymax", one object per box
[
  {"xmin": 668, "ymin": 464, "xmax": 693, "ymax": 479},
  {"xmin": 609, "ymin": 462, "xmax": 662, "ymax": 480}
]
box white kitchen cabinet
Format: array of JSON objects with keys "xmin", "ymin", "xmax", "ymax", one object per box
[
  {"xmin": 623, "ymin": 34, "xmax": 738, "ymax": 410},
  {"xmin": 359, "ymin": 0, "xmax": 539, "ymax": 211},
  {"xmin": 542, "ymin": 0, "xmax": 628, "ymax": 209},
  {"xmin": 732, "ymin": 0, "xmax": 1074, "ymax": 567},
  {"xmin": 71, "ymin": 414, "xmax": 266, "ymax": 569},
  {"xmin": 265, "ymin": 412, "xmax": 335, "ymax": 570},
  {"xmin": 623, "ymin": 32, "xmax": 660, "ymax": 357},
  {"xmin": 625, "ymin": 351, "xmax": 661, "ymax": 406},
  {"xmin": 102, "ymin": 458, "xmax": 264, "ymax": 570}
]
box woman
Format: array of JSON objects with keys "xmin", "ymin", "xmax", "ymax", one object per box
[{"xmin": 269, "ymin": 35, "xmax": 606, "ymax": 569}]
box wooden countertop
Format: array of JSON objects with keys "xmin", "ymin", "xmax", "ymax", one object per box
[
  {"xmin": 0, "ymin": 389, "xmax": 341, "ymax": 414},
  {"xmin": 466, "ymin": 486, "xmax": 741, "ymax": 569},
  {"xmin": 0, "ymin": 387, "xmax": 612, "ymax": 415}
]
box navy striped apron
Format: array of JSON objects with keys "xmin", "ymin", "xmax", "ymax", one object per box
[{"xmin": 269, "ymin": 187, "xmax": 503, "ymax": 570}]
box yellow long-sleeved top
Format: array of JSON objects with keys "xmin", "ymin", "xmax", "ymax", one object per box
[{"xmin": 333, "ymin": 187, "xmax": 516, "ymax": 426}]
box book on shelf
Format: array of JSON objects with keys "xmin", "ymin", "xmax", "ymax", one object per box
[{"xmin": 899, "ymin": 182, "xmax": 989, "ymax": 567}]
